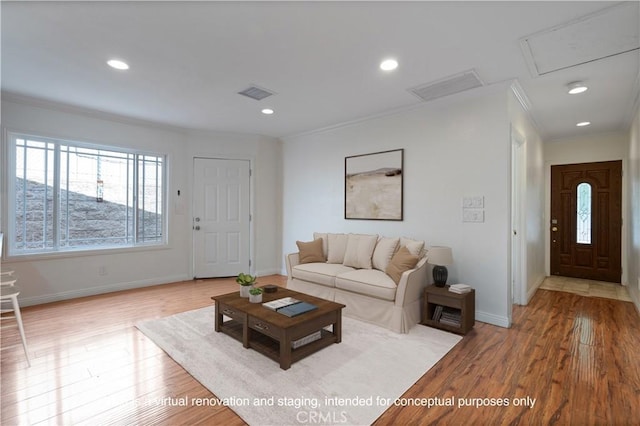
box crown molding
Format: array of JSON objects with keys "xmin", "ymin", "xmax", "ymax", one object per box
[
  {"xmin": 283, "ymin": 81, "xmax": 510, "ymax": 141},
  {"xmin": 1, "ymin": 91, "xmax": 189, "ymax": 135},
  {"xmin": 509, "ymin": 79, "xmax": 544, "ymax": 137}
]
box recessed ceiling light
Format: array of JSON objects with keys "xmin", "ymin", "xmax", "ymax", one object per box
[
  {"xmin": 261, "ymin": 108, "xmax": 274, "ymax": 115},
  {"xmin": 567, "ymin": 81, "xmax": 588, "ymax": 94},
  {"xmin": 576, "ymin": 121, "xmax": 591, "ymax": 127},
  {"xmin": 107, "ymin": 59, "xmax": 129, "ymax": 70},
  {"xmin": 380, "ymin": 59, "xmax": 398, "ymax": 71}
]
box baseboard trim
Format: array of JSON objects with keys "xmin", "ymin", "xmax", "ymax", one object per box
[
  {"xmin": 20, "ymin": 274, "xmax": 190, "ymax": 307},
  {"xmin": 476, "ymin": 311, "xmax": 511, "ymax": 328},
  {"xmin": 255, "ymin": 268, "xmax": 282, "ymax": 278},
  {"xmin": 526, "ymin": 275, "xmax": 546, "ymax": 304}
]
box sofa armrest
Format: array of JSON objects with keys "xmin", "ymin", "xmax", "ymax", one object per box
[
  {"xmin": 285, "ymin": 252, "xmax": 300, "ymax": 277},
  {"xmin": 394, "ymin": 256, "xmax": 429, "ymax": 307}
]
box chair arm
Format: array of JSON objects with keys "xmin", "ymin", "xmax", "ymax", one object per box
[
  {"xmin": 285, "ymin": 252, "xmax": 300, "ymax": 277},
  {"xmin": 394, "ymin": 257, "xmax": 429, "ymax": 307}
]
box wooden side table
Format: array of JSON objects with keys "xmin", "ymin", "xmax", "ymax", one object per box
[{"xmin": 422, "ymin": 284, "xmax": 475, "ymax": 335}]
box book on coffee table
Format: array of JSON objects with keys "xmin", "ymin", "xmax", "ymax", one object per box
[
  {"xmin": 277, "ymin": 301, "xmax": 318, "ymax": 317},
  {"xmin": 262, "ymin": 297, "xmax": 300, "ymax": 311}
]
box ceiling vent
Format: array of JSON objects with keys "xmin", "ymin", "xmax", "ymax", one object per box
[
  {"xmin": 237, "ymin": 85, "xmax": 275, "ymax": 101},
  {"xmin": 408, "ymin": 70, "xmax": 484, "ymax": 102}
]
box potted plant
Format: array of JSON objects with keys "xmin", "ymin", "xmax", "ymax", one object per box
[
  {"xmin": 236, "ymin": 272, "xmax": 256, "ymax": 298},
  {"xmin": 249, "ymin": 287, "xmax": 263, "ymax": 303}
]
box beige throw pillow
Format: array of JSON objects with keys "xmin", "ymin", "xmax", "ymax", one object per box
[
  {"xmin": 372, "ymin": 237, "xmax": 400, "ymax": 271},
  {"xmin": 385, "ymin": 246, "xmax": 419, "ymax": 284},
  {"xmin": 343, "ymin": 234, "xmax": 378, "ymax": 269},
  {"xmin": 327, "ymin": 233, "xmax": 349, "ymax": 264},
  {"xmin": 400, "ymin": 237, "xmax": 425, "ymax": 257},
  {"xmin": 296, "ymin": 239, "xmax": 326, "ymax": 264}
]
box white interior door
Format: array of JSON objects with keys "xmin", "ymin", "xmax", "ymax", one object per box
[{"xmin": 193, "ymin": 158, "xmax": 250, "ymax": 278}]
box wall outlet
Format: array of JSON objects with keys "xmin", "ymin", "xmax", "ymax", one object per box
[{"xmin": 98, "ymin": 266, "xmax": 107, "ymax": 276}]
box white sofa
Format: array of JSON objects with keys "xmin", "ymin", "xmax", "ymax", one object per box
[{"xmin": 285, "ymin": 233, "xmax": 429, "ymax": 333}]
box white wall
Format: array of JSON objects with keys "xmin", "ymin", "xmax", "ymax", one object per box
[
  {"xmin": 1, "ymin": 97, "xmax": 282, "ymax": 305},
  {"xmin": 543, "ymin": 131, "xmax": 629, "ymax": 283},
  {"xmin": 628, "ymin": 106, "xmax": 640, "ymax": 310},
  {"xmin": 508, "ymin": 87, "xmax": 546, "ymax": 304},
  {"xmin": 185, "ymin": 129, "xmax": 282, "ymax": 277},
  {"xmin": 282, "ymin": 84, "xmax": 513, "ymax": 327}
]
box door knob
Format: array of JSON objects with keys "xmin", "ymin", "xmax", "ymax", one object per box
[
  {"xmin": 195, "ymin": 217, "xmax": 201, "ymax": 222},
  {"xmin": 195, "ymin": 225, "xmax": 200, "ymax": 231},
  {"xmin": 552, "ymin": 226, "xmax": 558, "ymax": 232}
]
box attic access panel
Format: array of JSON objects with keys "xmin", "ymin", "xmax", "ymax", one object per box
[{"xmin": 520, "ymin": 2, "xmax": 640, "ymax": 76}]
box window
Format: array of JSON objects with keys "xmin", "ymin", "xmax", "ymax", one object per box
[
  {"xmin": 8, "ymin": 132, "xmax": 166, "ymax": 255},
  {"xmin": 576, "ymin": 182, "xmax": 592, "ymax": 244}
]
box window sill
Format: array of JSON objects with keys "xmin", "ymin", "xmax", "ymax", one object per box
[{"xmin": 4, "ymin": 243, "xmax": 171, "ymax": 263}]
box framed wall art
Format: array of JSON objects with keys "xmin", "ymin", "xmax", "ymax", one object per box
[{"xmin": 345, "ymin": 149, "xmax": 403, "ymax": 220}]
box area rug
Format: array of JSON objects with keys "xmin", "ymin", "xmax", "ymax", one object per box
[{"xmin": 136, "ymin": 306, "xmax": 462, "ymax": 425}]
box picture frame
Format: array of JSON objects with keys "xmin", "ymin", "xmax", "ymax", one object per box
[{"xmin": 345, "ymin": 149, "xmax": 403, "ymax": 220}]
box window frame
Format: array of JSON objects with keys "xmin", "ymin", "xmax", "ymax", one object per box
[
  {"xmin": 576, "ymin": 181, "xmax": 593, "ymax": 245},
  {"xmin": 5, "ymin": 130, "xmax": 169, "ymax": 259}
]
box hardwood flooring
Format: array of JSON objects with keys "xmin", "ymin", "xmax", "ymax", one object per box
[{"xmin": 2, "ymin": 276, "xmax": 639, "ymax": 425}]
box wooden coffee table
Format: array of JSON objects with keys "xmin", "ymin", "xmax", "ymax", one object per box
[{"xmin": 212, "ymin": 287, "xmax": 345, "ymax": 370}]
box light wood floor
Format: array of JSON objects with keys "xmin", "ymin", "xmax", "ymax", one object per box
[
  {"xmin": 540, "ymin": 275, "xmax": 632, "ymax": 302},
  {"xmin": 2, "ymin": 275, "xmax": 639, "ymax": 425}
]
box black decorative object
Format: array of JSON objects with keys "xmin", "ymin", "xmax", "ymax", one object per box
[
  {"xmin": 427, "ymin": 246, "xmax": 453, "ymax": 288},
  {"xmin": 433, "ymin": 265, "xmax": 448, "ymax": 287}
]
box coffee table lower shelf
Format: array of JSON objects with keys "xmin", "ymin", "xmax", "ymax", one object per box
[
  {"xmin": 248, "ymin": 328, "xmax": 337, "ymax": 364},
  {"xmin": 218, "ymin": 319, "xmax": 338, "ymax": 369}
]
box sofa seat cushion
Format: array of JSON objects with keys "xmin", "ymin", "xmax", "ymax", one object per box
[
  {"xmin": 292, "ymin": 263, "xmax": 356, "ymax": 288},
  {"xmin": 335, "ymin": 269, "xmax": 397, "ymax": 301}
]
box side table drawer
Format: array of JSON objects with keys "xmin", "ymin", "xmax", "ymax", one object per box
[
  {"xmin": 219, "ymin": 303, "xmax": 245, "ymax": 323},
  {"xmin": 428, "ymin": 293, "xmax": 462, "ymax": 309},
  {"xmin": 249, "ymin": 316, "xmax": 281, "ymax": 340}
]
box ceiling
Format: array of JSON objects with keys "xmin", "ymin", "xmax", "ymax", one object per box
[{"xmin": 2, "ymin": 1, "xmax": 639, "ymax": 140}]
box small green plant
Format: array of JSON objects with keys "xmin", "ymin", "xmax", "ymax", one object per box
[
  {"xmin": 249, "ymin": 287, "xmax": 263, "ymax": 296},
  {"xmin": 236, "ymin": 272, "xmax": 256, "ymax": 286}
]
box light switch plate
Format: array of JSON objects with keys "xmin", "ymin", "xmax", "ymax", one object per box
[
  {"xmin": 463, "ymin": 209, "xmax": 484, "ymax": 223},
  {"xmin": 463, "ymin": 196, "xmax": 484, "ymax": 208}
]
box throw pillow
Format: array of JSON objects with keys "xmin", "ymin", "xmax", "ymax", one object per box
[
  {"xmin": 372, "ymin": 237, "xmax": 400, "ymax": 271},
  {"xmin": 343, "ymin": 234, "xmax": 378, "ymax": 269},
  {"xmin": 296, "ymin": 239, "xmax": 326, "ymax": 264},
  {"xmin": 400, "ymin": 237, "xmax": 425, "ymax": 257},
  {"xmin": 327, "ymin": 233, "xmax": 349, "ymax": 264},
  {"xmin": 313, "ymin": 232, "xmax": 329, "ymax": 259},
  {"xmin": 385, "ymin": 246, "xmax": 419, "ymax": 284}
]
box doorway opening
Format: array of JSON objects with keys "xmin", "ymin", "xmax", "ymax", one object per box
[{"xmin": 550, "ymin": 160, "xmax": 622, "ymax": 283}]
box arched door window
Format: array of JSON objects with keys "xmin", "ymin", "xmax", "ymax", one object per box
[{"xmin": 576, "ymin": 182, "xmax": 592, "ymax": 244}]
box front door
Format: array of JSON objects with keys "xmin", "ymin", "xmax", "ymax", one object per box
[
  {"xmin": 193, "ymin": 158, "xmax": 251, "ymax": 278},
  {"xmin": 550, "ymin": 160, "xmax": 622, "ymax": 283}
]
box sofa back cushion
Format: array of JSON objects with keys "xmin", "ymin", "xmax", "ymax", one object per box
[
  {"xmin": 342, "ymin": 234, "xmax": 378, "ymax": 269},
  {"xmin": 296, "ymin": 238, "xmax": 326, "ymax": 264},
  {"xmin": 385, "ymin": 246, "xmax": 419, "ymax": 284},
  {"xmin": 372, "ymin": 237, "xmax": 400, "ymax": 271},
  {"xmin": 313, "ymin": 232, "xmax": 329, "ymax": 258},
  {"xmin": 327, "ymin": 233, "xmax": 349, "ymax": 264}
]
